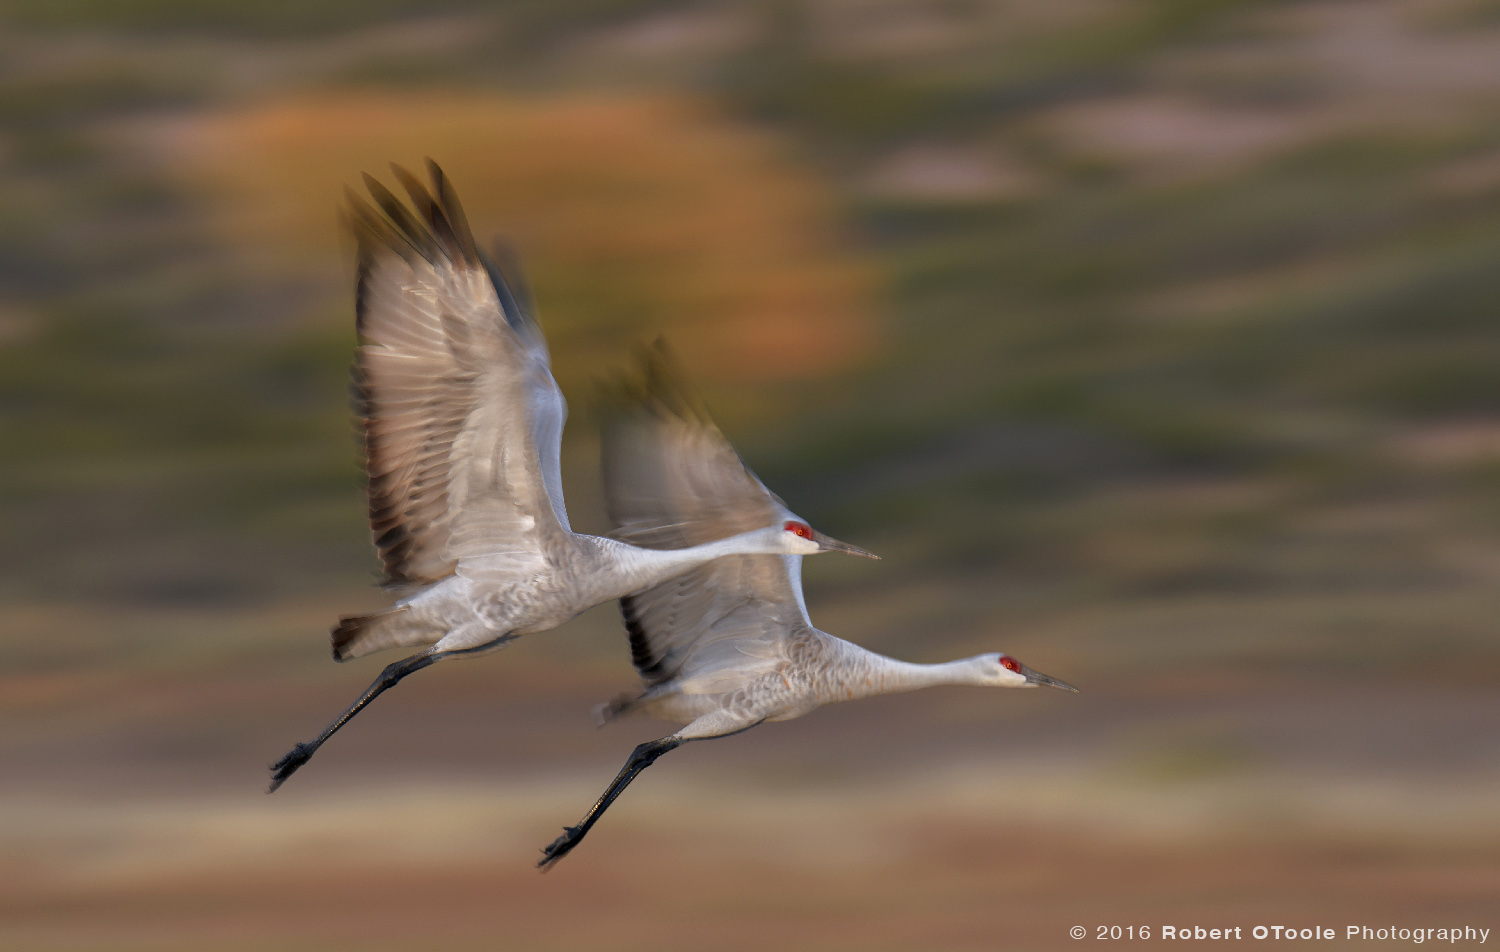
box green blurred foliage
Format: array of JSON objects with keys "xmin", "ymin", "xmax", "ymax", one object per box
[
  {"xmin": 0, "ymin": 0, "xmax": 674, "ymax": 39},
  {"xmin": 2, "ymin": 0, "xmax": 1500, "ymax": 680}
]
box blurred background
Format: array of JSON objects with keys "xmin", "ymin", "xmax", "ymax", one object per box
[{"xmin": 2, "ymin": 0, "xmax": 1499, "ymax": 948}]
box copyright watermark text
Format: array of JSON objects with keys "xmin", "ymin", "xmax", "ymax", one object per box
[{"xmin": 1071, "ymin": 926, "xmax": 1489, "ymax": 943}]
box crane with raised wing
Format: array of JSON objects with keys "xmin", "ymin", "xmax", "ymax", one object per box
[{"xmin": 538, "ymin": 345, "xmax": 1076, "ymax": 867}]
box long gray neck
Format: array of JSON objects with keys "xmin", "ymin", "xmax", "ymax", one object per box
[
  {"xmin": 867, "ymin": 655, "xmax": 991, "ymax": 693},
  {"xmin": 819, "ymin": 639, "xmax": 992, "ymax": 701},
  {"xmin": 604, "ymin": 529, "xmax": 785, "ymax": 597}
]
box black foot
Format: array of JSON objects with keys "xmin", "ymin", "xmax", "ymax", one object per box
[
  {"xmin": 267, "ymin": 742, "xmax": 315, "ymax": 792},
  {"xmin": 537, "ymin": 826, "xmax": 582, "ymax": 870}
]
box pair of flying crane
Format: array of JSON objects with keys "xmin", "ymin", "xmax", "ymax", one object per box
[{"xmin": 267, "ymin": 162, "xmax": 1078, "ymax": 869}]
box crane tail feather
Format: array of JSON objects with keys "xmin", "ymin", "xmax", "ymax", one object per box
[
  {"xmin": 592, "ymin": 692, "xmax": 646, "ymax": 726},
  {"xmin": 331, "ymin": 608, "xmax": 440, "ymax": 661}
]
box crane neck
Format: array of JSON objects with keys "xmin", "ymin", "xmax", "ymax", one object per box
[
  {"xmin": 819, "ymin": 640, "xmax": 996, "ymax": 700},
  {"xmin": 869, "ymin": 655, "xmax": 992, "ymax": 692},
  {"xmin": 606, "ymin": 528, "xmax": 786, "ymax": 595}
]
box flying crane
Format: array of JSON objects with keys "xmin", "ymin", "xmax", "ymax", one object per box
[{"xmin": 539, "ymin": 346, "xmax": 1076, "ymax": 867}]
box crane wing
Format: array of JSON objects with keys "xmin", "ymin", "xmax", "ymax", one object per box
[
  {"xmin": 347, "ymin": 161, "xmax": 567, "ymax": 591},
  {"xmin": 602, "ymin": 342, "xmax": 785, "ymax": 547},
  {"xmin": 617, "ymin": 555, "xmax": 812, "ymax": 694},
  {"xmin": 482, "ymin": 242, "xmax": 571, "ymax": 535},
  {"xmin": 602, "ymin": 344, "xmax": 811, "ymax": 691}
]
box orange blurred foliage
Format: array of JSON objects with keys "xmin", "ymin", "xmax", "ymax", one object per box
[{"xmin": 160, "ymin": 90, "xmax": 876, "ymax": 385}]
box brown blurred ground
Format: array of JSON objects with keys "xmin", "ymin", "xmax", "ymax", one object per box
[
  {"xmin": 3, "ymin": 0, "xmax": 1500, "ymax": 948},
  {"xmin": 3, "ymin": 595, "xmax": 1497, "ymax": 950}
]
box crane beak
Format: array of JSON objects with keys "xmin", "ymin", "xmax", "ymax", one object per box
[
  {"xmin": 1022, "ymin": 664, "xmax": 1078, "ymax": 692},
  {"xmin": 812, "ymin": 530, "xmax": 880, "ymax": 559}
]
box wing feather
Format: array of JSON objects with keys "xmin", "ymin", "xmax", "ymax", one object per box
[
  {"xmin": 348, "ymin": 163, "xmax": 566, "ymax": 589},
  {"xmin": 603, "ymin": 344, "xmax": 811, "ymax": 691},
  {"xmin": 602, "ymin": 342, "xmax": 785, "ymax": 548}
]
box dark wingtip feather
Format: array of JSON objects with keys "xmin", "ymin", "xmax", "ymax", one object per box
[
  {"xmin": 360, "ymin": 172, "xmax": 438, "ymax": 262},
  {"xmin": 386, "ymin": 160, "xmax": 477, "ymax": 270},
  {"xmin": 425, "ymin": 159, "xmax": 482, "ymax": 266},
  {"xmin": 387, "ymin": 162, "xmax": 431, "ymax": 213},
  {"xmin": 344, "ymin": 164, "xmax": 486, "ymax": 272},
  {"xmin": 638, "ymin": 338, "xmax": 714, "ymax": 426},
  {"xmin": 343, "ymin": 188, "xmax": 385, "ymax": 253}
]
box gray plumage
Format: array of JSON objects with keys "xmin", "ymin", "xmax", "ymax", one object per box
[
  {"xmin": 538, "ymin": 348, "xmax": 1076, "ymax": 868},
  {"xmin": 268, "ymin": 164, "xmax": 875, "ymax": 793}
]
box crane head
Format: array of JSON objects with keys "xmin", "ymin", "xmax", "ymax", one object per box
[
  {"xmin": 782, "ymin": 520, "xmax": 880, "ymax": 559},
  {"xmin": 986, "ymin": 653, "xmax": 1078, "ymax": 692}
]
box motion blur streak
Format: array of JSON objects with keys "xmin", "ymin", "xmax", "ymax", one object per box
[{"xmin": 3, "ymin": 0, "xmax": 1500, "ymax": 947}]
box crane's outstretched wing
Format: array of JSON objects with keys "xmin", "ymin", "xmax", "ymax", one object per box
[
  {"xmin": 601, "ymin": 344, "xmax": 811, "ymax": 694},
  {"xmin": 347, "ymin": 161, "xmax": 569, "ymax": 592},
  {"xmin": 482, "ymin": 239, "xmax": 571, "ymax": 536}
]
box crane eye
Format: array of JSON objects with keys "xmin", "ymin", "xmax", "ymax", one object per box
[
  {"xmin": 783, "ymin": 520, "xmax": 812, "ymax": 539},
  {"xmin": 999, "ymin": 656, "xmax": 1023, "ymax": 674}
]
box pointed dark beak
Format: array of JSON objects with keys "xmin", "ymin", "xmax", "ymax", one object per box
[
  {"xmin": 1021, "ymin": 664, "xmax": 1078, "ymax": 692},
  {"xmin": 812, "ymin": 529, "xmax": 880, "ymax": 559}
]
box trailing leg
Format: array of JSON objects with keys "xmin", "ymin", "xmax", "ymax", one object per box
[
  {"xmin": 267, "ymin": 635, "xmax": 515, "ymax": 792},
  {"xmin": 538, "ymin": 735, "xmax": 683, "ymax": 869},
  {"xmin": 537, "ymin": 717, "xmax": 763, "ymax": 869}
]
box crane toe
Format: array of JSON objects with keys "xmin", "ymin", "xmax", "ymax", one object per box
[
  {"xmin": 537, "ymin": 826, "xmax": 583, "ymax": 870},
  {"xmin": 267, "ymin": 743, "xmax": 315, "ymax": 792}
]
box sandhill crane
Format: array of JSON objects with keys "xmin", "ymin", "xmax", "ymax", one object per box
[
  {"xmin": 537, "ymin": 346, "xmax": 1076, "ymax": 868},
  {"xmin": 266, "ymin": 164, "xmax": 878, "ymax": 792}
]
